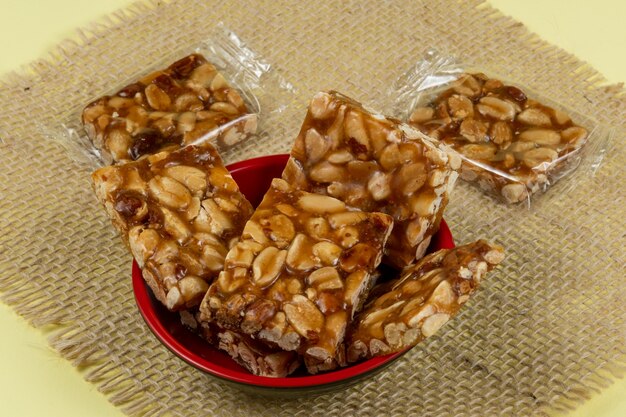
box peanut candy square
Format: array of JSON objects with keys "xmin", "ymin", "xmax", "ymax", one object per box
[
  {"xmin": 216, "ymin": 328, "xmax": 302, "ymax": 377},
  {"xmin": 83, "ymin": 53, "xmax": 257, "ymax": 164},
  {"xmin": 180, "ymin": 311, "xmax": 301, "ymax": 378},
  {"xmin": 92, "ymin": 143, "xmax": 253, "ymax": 311},
  {"xmin": 282, "ymin": 91, "xmax": 460, "ymax": 269},
  {"xmin": 347, "ymin": 240, "xmax": 504, "ymax": 362},
  {"xmin": 199, "ymin": 178, "xmax": 394, "ymax": 373},
  {"xmin": 408, "ymin": 73, "xmax": 589, "ymax": 203}
]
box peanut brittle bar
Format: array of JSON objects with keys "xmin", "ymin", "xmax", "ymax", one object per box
[
  {"xmin": 92, "ymin": 143, "xmax": 253, "ymax": 311},
  {"xmin": 199, "ymin": 178, "xmax": 394, "ymax": 373},
  {"xmin": 216, "ymin": 329, "xmax": 302, "ymax": 377},
  {"xmin": 180, "ymin": 310, "xmax": 301, "ymax": 377},
  {"xmin": 346, "ymin": 240, "xmax": 504, "ymax": 362},
  {"xmin": 282, "ymin": 91, "xmax": 460, "ymax": 269},
  {"xmin": 83, "ymin": 53, "xmax": 257, "ymax": 164},
  {"xmin": 408, "ymin": 73, "xmax": 589, "ymax": 203}
]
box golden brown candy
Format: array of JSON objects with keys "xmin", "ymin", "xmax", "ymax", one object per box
[
  {"xmin": 82, "ymin": 54, "xmax": 256, "ymax": 164},
  {"xmin": 408, "ymin": 73, "xmax": 588, "ymax": 203},
  {"xmin": 347, "ymin": 240, "xmax": 504, "ymax": 362},
  {"xmin": 199, "ymin": 178, "xmax": 394, "ymax": 373},
  {"xmin": 92, "ymin": 143, "xmax": 253, "ymax": 311},
  {"xmin": 282, "ymin": 91, "xmax": 459, "ymax": 268}
]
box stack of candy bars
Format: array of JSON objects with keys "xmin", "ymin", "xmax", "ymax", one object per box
[{"xmin": 88, "ymin": 56, "xmax": 505, "ymax": 377}]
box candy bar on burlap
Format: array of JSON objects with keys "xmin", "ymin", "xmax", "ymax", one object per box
[
  {"xmin": 282, "ymin": 91, "xmax": 460, "ymax": 268},
  {"xmin": 82, "ymin": 53, "xmax": 257, "ymax": 164},
  {"xmin": 347, "ymin": 240, "xmax": 504, "ymax": 362},
  {"xmin": 199, "ymin": 178, "xmax": 393, "ymax": 373},
  {"xmin": 92, "ymin": 143, "xmax": 253, "ymax": 311},
  {"xmin": 408, "ymin": 73, "xmax": 589, "ymax": 203}
]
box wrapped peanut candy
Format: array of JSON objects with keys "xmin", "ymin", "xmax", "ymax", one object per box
[
  {"xmin": 408, "ymin": 73, "xmax": 589, "ymax": 204},
  {"xmin": 83, "ymin": 53, "xmax": 257, "ymax": 164},
  {"xmin": 199, "ymin": 178, "xmax": 394, "ymax": 374},
  {"xmin": 346, "ymin": 240, "xmax": 504, "ymax": 362},
  {"xmin": 179, "ymin": 311, "xmax": 301, "ymax": 377},
  {"xmin": 92, "ymin": 143, "xmax": 253, "ymax": 311},
  {"xmin": 282, "ymin": 91, "xmax": 460, "ymax": 269}
]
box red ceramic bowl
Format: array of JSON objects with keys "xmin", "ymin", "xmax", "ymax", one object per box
[{"xmin": 133, "ymin": 154, "xmax": 455, "ymax": 396}]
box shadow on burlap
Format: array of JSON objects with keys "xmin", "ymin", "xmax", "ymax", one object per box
[{"xmin": 0, "ymin": 1, "xmax": 624, "ymax": 416}]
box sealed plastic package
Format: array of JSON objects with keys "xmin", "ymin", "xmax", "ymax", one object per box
[
  {"xmin": 58, "ymin": 23, "xmax": 296, "ymax": 168},
  {"xmin": 82, "ymin": 53, "xmax": 258, "ymax": 164},
  {"xmin": 391, "ymin": 50, "xmax": 610, "ymax": 205}
]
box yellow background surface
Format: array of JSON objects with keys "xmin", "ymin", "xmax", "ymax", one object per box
[{"xmin": 0, "ymin": 1, "xmax": 623, "ymax": 416}]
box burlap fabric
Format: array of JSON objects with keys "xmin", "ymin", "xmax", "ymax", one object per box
[{"xmin": 0, "ymin": 1, "xmax": 624, "ymax": 415}]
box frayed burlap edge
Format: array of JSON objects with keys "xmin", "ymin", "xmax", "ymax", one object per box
[{"xmin": 0, "ymin": 1, "xmax": 624, "ymax": 416}]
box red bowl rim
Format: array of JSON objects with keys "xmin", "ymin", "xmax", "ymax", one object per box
[
  {"xmin": 226, "ymin": 153, "xmax": 291, "ymax": 176},
  {"xmin": 132, "ymin": 153, "xmax": 455, "ymax": 389}
]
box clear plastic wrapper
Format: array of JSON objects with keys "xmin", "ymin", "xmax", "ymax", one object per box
[
  {"xmin": 54, "ymin": 23, "xmax": 296, "ymax": 168},
  {"xmin": 390, "ymin": 50, "xmax": 611, "ymax": 206}
]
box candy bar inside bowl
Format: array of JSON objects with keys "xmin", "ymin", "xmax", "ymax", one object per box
[
  {"xmin": 347, "ymin": 240, "xmax": 504, "ymax": 362},
  {"xmin": 199, "ymin": 178, "xmax": 394, "ymax": 374},
  {"xmin": 282, "ymin": 91, "xmax": 460, "ymax": 269},
  {"xmin": 407, "ymin": 73, "xmax": 589, "ymax": 204},
  {"xmin": 92, "ymin": 143, "xmax": 254, "ymax": 311},
  {"xmin": 83, "ymin": 53, "xmax": 257, "ymax": 164},
  {"xmin": 216, "ymin": 328, "xmax": 302, "ymax": 378},
  {"xmin": 179, "ymin": 310, "xmax": 302, "ymax": 378}
]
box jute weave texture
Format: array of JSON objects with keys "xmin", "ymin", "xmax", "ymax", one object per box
[{"xmin": 0, "ymin": 1, "xmax": 624, "ymax": 416}]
